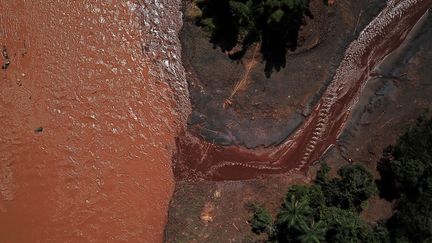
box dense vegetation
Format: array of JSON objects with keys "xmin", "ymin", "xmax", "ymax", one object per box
[
  {"xmin": 192, "ymin": 0, "xmax": 312, "ymax": 76},
  {"xmin": 250, "ymin": 112, "xmax": 432, "ymax": 242},
  {"xmin": 250, "ymin": 163, "xmax": 382, "ymax": 242},
  {"xmin": 377, "ymin": 113, "xmax": 432, "ymax": 242}
]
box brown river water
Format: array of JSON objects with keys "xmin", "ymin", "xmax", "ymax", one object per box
[
  {"xmin": 0, "ymin": 0, "xmax": 431, "ymax": 242},
  {"xmin": 0, "ymin": 0, "xmax": 188, "ymax": 242}
]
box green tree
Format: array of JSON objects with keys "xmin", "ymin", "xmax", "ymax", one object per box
[
  {"xmin": 248, "ymin": 113, "xmax": 432, "ymax": 242},
  {"xmin": 370, "ymin": 222, "xmax": 391, "ymax": 243},
  {"xmin": 320, "ymin": 206, "xmax": 372, "ymax": 243},
  {"xmin": 378, "ymin": 113, "xmax": 432, "ymax": 200},
  {"xmin": 314, "ymin": 162, "xmax": 330, "ymax": 185},
  {"xmin": 286, "ymin": 185, "xmax": 325, "ymax": 217},
  {"xmin": 316, "ymin": 164, "xmax": 377, "ymax": 212},
  {"xmin": 250, "ymin": 203, "xmax": 273, "ymax": 235},
  {"xmin": 276, "ymin": 195, "xmax": 313, "ymax": 228},
  {"xmin": 296, "ymin": 220, "xmax": 327, "ymax": 243},
  {"xmin": 275, "ymin": 194, "xmax": 313, "ymax": 242},
  {"xmin": 386, "ymin": 192, "xmax": 432, "ymax": 242},
  {"xmin": 377, "ymin": 112, "xmax": 432, "ymax": 242}
]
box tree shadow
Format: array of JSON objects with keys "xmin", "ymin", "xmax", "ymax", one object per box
[
  {"xmin": 260, "ymin": 8, "xmax": 314, "ymax": 77},
  {"xmin": 195, "ymin": 0, "xmax": 313, "ymax": 78},
  {"xmin": 196, "ymin": 0, "xmax": 240, "ymax": 52}
]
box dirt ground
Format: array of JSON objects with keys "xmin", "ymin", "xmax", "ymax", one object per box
[{"xmin": 165, "ymin": 173, "xmax": 310, "ymax": 243}]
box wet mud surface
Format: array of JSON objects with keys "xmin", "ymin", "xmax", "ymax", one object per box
[
  {"xmin": 0, "ymin": 1, "xmax": 188, "ymax": 242},
  {"xmin": 174, "ymin": 0, "xmax": 432, "ymax": 181},
  {"xmin": 322, "ymin": 8, "xmax": 432, "ymax": 178},
  {"xmin": 166, "ymin": 1, "xmax": 432, "ymax": 242}
]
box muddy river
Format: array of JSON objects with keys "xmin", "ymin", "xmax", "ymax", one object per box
[
  {"xmin": 0, "ymin": 0, "xmax": 188, "ymax": 242},
  {"xmin": 0, "ymin": 0, "xmax": 431, "ymax": 242}
]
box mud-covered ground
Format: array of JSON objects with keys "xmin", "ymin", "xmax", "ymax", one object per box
[
  {"xmin": 182, "ymin": 0, "xmax": 385, "ymax": 148},
  {"xmin": 323, "ymin": 9, "xmax": 432, "ymax": 222},
  {"xmin": 323, "ymin": 7, "xmax": 432, "ymax": 175},
  {"xmin": 165, "ymin": 2, "xmax": 432, "ymax": 242}
]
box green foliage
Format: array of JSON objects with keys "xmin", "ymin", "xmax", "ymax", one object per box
[
  {"xmin": 315, "ymin": 162, "xmax": 330, "ymax": 185},
  {"xmin": 377, "ymin": 112, "xmax": 432, "ymax": 242},
  {"xmin": 250, "ymin": 163, "xmax": 378, "ymax": 242},
  {"xmin": 387, "ymin": 192, "xmax": 432, "ymax": 242},
  {"xmin": 250, "ymin": 203, "xmax": 273, "ymax": 235},
  {"xmin": 200, "ymin": 18, "xmax": 216, "ymax": 33},
  {"xmin": 276, "ymin": 194, "xmax": 313, "ymax": 228},
  {"xmin": 395, "ymin": 113, "xmax": 432, "ymax": 163},
  {"xmin": 268, "ymin": 9, "xmax": 285, "ymax": 24},
  {"xmin": 296, "ymin": 220, "xmax": 327, "ymax": 243},
  {"xmin": 320, "ymin": 206, "xmax": 372, "ymax": 243},
  {"xmin": 378, "ymin": 113, "xmax": 432, "ymax": 200},
  {"xmin": 337, "ymin": 165, "xmax": 377, "ymax": 210},
  {"xmin": 285, "ymin": 185, "xmax": 325, "ymax": 216},
  {"xmin": 370, "ymin": 222, "xmax": 391, "ymax": 243},
  {"xmin": 316, "ymin": 163, "xmax": 377, "ymax": 212}
]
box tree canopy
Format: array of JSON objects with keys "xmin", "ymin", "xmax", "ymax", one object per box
[
  {"xmin": 250, "ymin": 163, "xmax": 380, "ymax": 243},
  {"xmin": 316, "ymin": 163, "xmax": 377, "ymax": 212},
  {"xmin": 377, "ymin": 112, "xmax": 432, "ymax": 242}
]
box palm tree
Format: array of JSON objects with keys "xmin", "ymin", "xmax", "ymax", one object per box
[
  {"xmin": 276, "ymin": 195, "xmax": 312, "ymax": 228},
  {"xmin": 296, "ymin": 220, "xmax": 327, "ymax": 243}
]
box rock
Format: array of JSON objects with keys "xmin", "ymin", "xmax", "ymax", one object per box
[{"xmin": 34, "ymin": 127, "xmax": 43, "ymax": 133}]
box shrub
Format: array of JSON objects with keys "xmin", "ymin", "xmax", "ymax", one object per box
[{"xmin": 249, "ymin": 203, "xmax": 273, "ymax": 235}]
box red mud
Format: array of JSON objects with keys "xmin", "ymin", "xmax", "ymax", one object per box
[
  {"xmin": 174, "ymin": 0, "xmax": 432, "ymax": 181},
  {"xmin": 0, "ymin": 1, "xmax": 186, "ymax": 242}
]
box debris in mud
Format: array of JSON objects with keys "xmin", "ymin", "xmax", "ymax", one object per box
[
  {"xmin": 2, "ymin": 45, "xmax": 10, "ymax": 70},
  {"xmin": 200, "ymin": 202, "xmax": 215, "ymax": 224},
  {"xmin": 34, "ymin": 127, "xmax": 43, "ymax": 133},
  {"xmin": 213, "ymin": 189, "xmax": 221, "ymax": 199}
]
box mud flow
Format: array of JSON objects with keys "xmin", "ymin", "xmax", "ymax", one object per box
[
  {"xmin": 0, "ymin": 1, "xmax": 188, "ymax": 242},
  {"xmin": 174, "ymin": 0, "xmax": 432, "ymax": 181}
]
